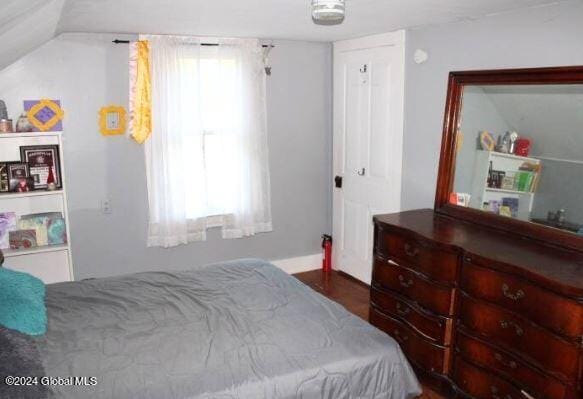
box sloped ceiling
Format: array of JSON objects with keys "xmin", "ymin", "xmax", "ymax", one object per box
[
  {"xmin": 0, "ymin": 0, "xmax": 568, "ymax": 71},
  {"xmin": 483, "ymin": 85, "xmax": 583, "ymax": 161},
  {"xmin": 0, "ymin": 0, "xmax": 65, "ymax": 70}
]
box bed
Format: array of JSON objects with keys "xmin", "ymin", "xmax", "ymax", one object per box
[{"xmin": 27, "ymin": 259, "xmax": 421, "ymax": 398}]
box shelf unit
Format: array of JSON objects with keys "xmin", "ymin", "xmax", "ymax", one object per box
[
  {"xmin": 0, "ymin": 131, "xmax": 73, "ymax": 283},
  {"xmin": 469, "ymin": 150, "xmax": 541, "ymax": 221}
]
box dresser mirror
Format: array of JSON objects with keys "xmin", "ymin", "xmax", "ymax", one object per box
[{"xmin": 435, "ymin": 66, "xmax": 583, "ymax": 251}]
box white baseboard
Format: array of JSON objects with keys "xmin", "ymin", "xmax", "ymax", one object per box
[{"xmin": 271, "ymin": 253, "xmax": 321, "ymax": 275}]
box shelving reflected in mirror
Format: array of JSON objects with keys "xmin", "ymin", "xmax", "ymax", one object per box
[{"xmin": 451, "ymin": 84, "xmax": 583, "ymax": 236}]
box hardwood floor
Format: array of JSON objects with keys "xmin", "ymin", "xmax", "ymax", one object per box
[{"xmin": 294, "ymin": 269, "xmax": 445, "ymax": 399}]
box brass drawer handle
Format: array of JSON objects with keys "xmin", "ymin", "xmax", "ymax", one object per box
[
  {"xmin": 398, "ymin": 275, "xmax": 414, "ymax": 288},
  {"xmin": 404, "ymin": 243, "xmax": 419, "ymax": 257},
  {"xmin": 494, "ymin": 352, "xmax": 518, "ymax": 370},
  {"xmin": 393, "ymin": 329, "xmax": 409, "ymax": 344},
  {"xmin": 500, "ymin": 319, "xmax": 524, "ymax": 336},
  {"xmin": 396, "ymin": 302, "xmax": 411, "ymax": 316},
  {"xmin": 502, "ymin": 284, "xmax": 525, "ymax": 301},
  {"xmin": 491, "ymin": 386, "xmax": 513, "ymax": 399}
]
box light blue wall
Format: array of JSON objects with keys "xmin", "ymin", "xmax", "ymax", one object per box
[
  {"xmin": 453, "ymin": 86, "xmax": 511, "ymax": 193},
  {"xmin": 0, "ymin": 33, "xmax": 333, "ymax": 279},
  {"xmin": 402, "ymin": 0, "xmax": 583, "ymax": 210}
]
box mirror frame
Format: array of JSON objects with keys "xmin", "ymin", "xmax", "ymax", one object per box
[{"xmin": 435, "ymin": 65, "xmax": 583, "ymax": 252}]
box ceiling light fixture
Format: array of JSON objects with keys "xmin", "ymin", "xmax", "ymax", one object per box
[{"xmin": 311, "ymin": 0, "xmax": 345, "ymax": 25}]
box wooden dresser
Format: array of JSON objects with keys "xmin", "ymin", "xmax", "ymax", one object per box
[{"xmin": 370, "ymin": 209, "xmax": 583, "ymax": 399}]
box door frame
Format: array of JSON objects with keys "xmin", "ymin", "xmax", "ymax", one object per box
[{"xmin": 332, "ymin": 30, "xmax": 406, "ymax": 280}]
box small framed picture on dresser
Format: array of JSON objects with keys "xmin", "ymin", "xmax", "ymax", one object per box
[{"xmin": 20, "ymin": 145, "xmax": 62, "ymax": 189}]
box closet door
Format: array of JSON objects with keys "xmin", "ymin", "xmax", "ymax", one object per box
[{"xmin": 332, "ymin": 32, "xmax": 405, "ymax": 284}]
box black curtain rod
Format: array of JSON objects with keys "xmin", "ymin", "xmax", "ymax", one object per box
[{"xmin": 112, "ymin": 39, "xmax": 273, "ymax": 48}]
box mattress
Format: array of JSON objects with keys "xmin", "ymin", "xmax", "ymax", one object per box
[{"xmin": 39, "ymin": 259, "xmax": 421, "ymax": 398}]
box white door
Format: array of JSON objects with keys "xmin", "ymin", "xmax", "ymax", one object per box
[{"xmin": 332, "ymin": 32, "xmax": 405, "ymax": 284}]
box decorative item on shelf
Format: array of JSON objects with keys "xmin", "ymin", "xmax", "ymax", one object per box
[
  {"xmin": 6, "ymin": 162, "xmax": 30, "ymax": 192},
  {"xmin": 488, "ymin": 200, "xmax": 501, "ymax": 214},
  {"xmin": 47, "ymin": 216, "xmax": 67, "ymax": 245},
  {"xmin": 0, "ymin": 212, "xmax": 17, "ymax": 249},
  {"xmin": 514, "ymin": 171, "xmax": 534, "ymax": 192},
  {"xmin": 508, "ymin": 131, "xmax": 519, "ymax": 154},
  {"xmin": 0, "ymin": 100, "xmax": 12, "ymax": 133},
  {"xmin": 99, "ymin": 105, "xmax": 127, "ymax": 136},
  {"xmin": 499, "ymin": 205, "xmax": 512, "ymax": 217},
  {"xmin": 18, "ymin": 212, "xmax": 65, "ymax": 246},
  {"xmin": 0, "ymin": 119, "xmax": 13, "ymax": 133},
  {"xmin": 501, "ymin": 174, "xmax": 516, "ymax": 190},
  {"xmin": 0, "ymin": 163, "xmax": 8, "ymax": 192},
  {"xmin": 502, "ymin": 197, "xmax": 519, "ymax": 218},
  {"xmin": 514, "ymin": 137, "xmax": 531, "ymax": 156},
  {"xmin": 0, "ymin": 100, "xmax": 7, "ymax": 119},
  {"xmin": 15, "ymin": 177, "xmax": 34, "ymax": 192},
  {"xmin": 9, "ymin": 229, "xmax": 37, "ymax": 250},
  {"xmin": 496, "ymin": 132, "xmax": 511, "ymax": 153},
  {"xmin": 20, "ymin": 145, "xmax": 62, "ymax": 189},
  {"xmin": 46, "ymin": 164, "xmax": 56, "ymax": 191},
  {"xmin": 24, "ymin": 99, "xmax": 64, "ymax": 132},
  {"xmin": 479, "ymin": 131, "xmax": 495, "ymax": 151},
  {"xmin": 517, "ymin": 162, "xmax": 541, "ymax": 192},
  {"xmin": 15, "ymin": 113, "xmax": 34, "ymax": 132},
  {"xmin": 488, "ymin": 168, "xmax": 505, "ymax": 189}
]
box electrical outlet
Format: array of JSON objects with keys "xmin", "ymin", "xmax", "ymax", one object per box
[{"xmin": 101, "ymin": 199, "xmax": 112, "ymax": 215}]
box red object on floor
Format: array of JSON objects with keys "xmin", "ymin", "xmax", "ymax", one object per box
[{"xmin": 322, "ymin": 234, "xmax": 332, "ymax": 272}]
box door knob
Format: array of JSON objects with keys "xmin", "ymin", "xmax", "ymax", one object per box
[{"xmin": 357, "ymin": 168, "xmax": 365, "ymax": 176}]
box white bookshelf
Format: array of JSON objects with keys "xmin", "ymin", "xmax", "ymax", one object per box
[
  {"xmin": 469, "ymin": 150, "xmax": 541, "ymax": 221},
  {"xmin": 0, "ymin": 131, "xmax": 74, "ymax": 283}
]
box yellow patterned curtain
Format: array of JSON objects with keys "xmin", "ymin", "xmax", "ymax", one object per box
[{"xmin": 129, "ymin": 40, "xmax": 152, "ymax": 144}]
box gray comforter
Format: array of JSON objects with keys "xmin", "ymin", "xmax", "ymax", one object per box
[{"xmin": 39, "ymin": 259, "xmax": 421, "ymax": 399}]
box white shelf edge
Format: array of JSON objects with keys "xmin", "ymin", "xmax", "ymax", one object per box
[
  {"xmin": 485, "ymin": 187, "xmax": 534, "ymax": 195},
  {"xmin": 487, "ymin": 150, "xmax": 540, "ymax": 163},
  {"xmin": 0, "ymin": 190, "xmax": 64, "ymax": 199},
  {"xmin": 0, "ymin": 131, "xmax": 62, "ymax": 138},
  {"xmin": 3, "ymin": 244, "xmax": 70, "ymax": 258}
]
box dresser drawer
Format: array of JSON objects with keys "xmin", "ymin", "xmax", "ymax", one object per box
[
  {"xmin": 376, "ymin": 229, "xmax": 459, "ymax": 283},
  {"xmin": 372, "ymin": 256, "xmax": 455, "ymax": 316},
  {"xmin": 370, "ymin": 307, "xmax": 449, "ymax": 375},
  {"xmin": 456, "ymin": 330, "xmax": 568, "ymax": 399},
  {"xmin": 453, "ymin": 357, "xmax": 530, "ymax": 399},
  {"xmin": 462, "ymin": 261, "xmax": 583, "ymax": 339},
  {"xmin": 459, "ymin": 294, "xmax": 580, "ymax": 381},
  {"xmin": 370, "ymin": 287, "xmax": 451, "ymax": 345}
]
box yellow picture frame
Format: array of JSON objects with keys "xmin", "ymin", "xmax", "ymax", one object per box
[{"xmin": 99, "ymin": 105, "xmax": 127, "ymax": 136}]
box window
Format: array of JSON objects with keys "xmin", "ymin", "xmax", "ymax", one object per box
[
  {"xmin": 138, "ymin": 36, "xmax": 272, "ymax": 248},
  {"xmin": 180, "ymin": 57, "xmax": 240, "ymax": 219}
]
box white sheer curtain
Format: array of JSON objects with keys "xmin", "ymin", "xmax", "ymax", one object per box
[{"xmin": 143, "ymin": 35, "xmax": 272, "ymax": 248}]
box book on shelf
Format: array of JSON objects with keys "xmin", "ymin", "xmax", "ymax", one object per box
[
  {"xmin": 9, "ymin": 229, "xmax": 37, "ymax": 250},
  {"xmin": 0, "ymin": 212, "xmax": 17, "ymax": 249}
]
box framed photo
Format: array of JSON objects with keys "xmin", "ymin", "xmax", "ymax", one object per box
[
  {"xmin": 0, "ymin": 163, "xmax": 9, "ymax": 192},
  {"xmin": 6, "ymin": 162, "xmax": 31, "ymax": 192},
  {"xmin": 20, "ymin": 145, "xmax": 62, "ymax": 189}
]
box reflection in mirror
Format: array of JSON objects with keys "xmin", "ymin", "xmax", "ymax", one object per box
[{"xmin": 452, "ymin": 84, "xmax": 583, "ymax": 236}]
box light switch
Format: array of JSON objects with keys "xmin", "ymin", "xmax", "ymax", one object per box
[{"xmin": 101, "ymin": 199, "xmax": 112, "ymax": 214}]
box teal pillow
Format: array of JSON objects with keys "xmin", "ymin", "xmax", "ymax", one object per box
[{"xmin": 0, "ymin": 267, "xmax": 47, "ymax": 336}]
